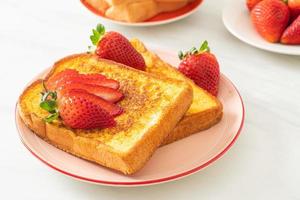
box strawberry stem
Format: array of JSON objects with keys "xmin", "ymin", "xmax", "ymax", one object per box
[
  {"xmin": 199, "ymin": 40, "xmax": 210, "ymax": 53},
  {"xmin": 40, "ymin": 80, "xmax": 59, "ymax": 123},
  {"xmin": 178, "ymin": 40, "xmax": 211, "ymax": 60},
  {"xmin": 90, "ymin": 23, "xmax": 106, "ymax": 46}
]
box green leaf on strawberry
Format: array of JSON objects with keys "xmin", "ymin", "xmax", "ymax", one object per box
[
  {"xmin": 90, "ymin": 24, "xmax": 106, "ymax": 46},
  {"xmin": 178, "ymin": 40, "xmax": 210, "ymax": 60},
  {"xmin": 40, "ymin": 81, "xmax": 59, "ymax": 123},
  {"xmin": 44, "ymin": 112, "xmax": 59, "ymax": 123}
]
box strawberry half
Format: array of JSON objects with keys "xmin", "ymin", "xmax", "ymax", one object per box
[
  {"xmin": 90, "ymin": 24, "xmax": 146, "ymax": 71},
  {"xmin": 281, "ymin": 15, "xmax": 300, "ymax": 44},
  {"xmin": 59, "ymin": 82, "xmax": 124, "ymax": 103},
  {"xmin": 58, "ymin": 89, "xmax": 116, "ymax": 129},
  {"xmin": 251, "ymin": 0, "xmax": 290, "ymax": 43},
  {"xmin": 178, "ymin": 41, "xmax": 220, "ymax": 96}
]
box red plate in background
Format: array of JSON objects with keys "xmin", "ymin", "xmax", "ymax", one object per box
[{"xmin": 81, "ymin": 0, "xmax": 204, "ymax": 26}]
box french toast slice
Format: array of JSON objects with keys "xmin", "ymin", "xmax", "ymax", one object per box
[
  {"xmin": 130, "ymin": 39, "xmax": 223, "ymax": 145},
  {"xmin": 18, "ymin": 53, "xmax": 193, "ymax": 174}
]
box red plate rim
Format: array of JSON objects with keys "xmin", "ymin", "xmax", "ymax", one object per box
[
  {"xmin": 80, "ymin": 0, "xmax": 204, "ymax": 25},
  {"xmin": 15, "ymin": 73, "xmax": 245, "ymax": 186}
]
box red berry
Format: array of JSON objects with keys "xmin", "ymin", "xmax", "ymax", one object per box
[
  {"xmin": 251, "ymin": 0, "xmax": 290, "ymax": 43},
  {"xmin": 247, "ymin": 0, "xmax": 263, "ymax": 11},
  {"xmin": 281, "ymin": 15, "xmax": 300, "ymax": 44},
  {"xmin": 288, "ymin": 0, "xmax": 300, "ymax": 21},
  {"xmin": 46, "ymin": 70, "xmax": 119, "ymax": 90},
  {"xmin": 59, "ymin": 82, "xmax": 124, "ymax": 103},
  {"xmin": 96, "ymin": 31, "xmax": 146, "ymax": 71},
  {"xmin": 58, "ymin": 89, "xmax": 117, "ymax": 129},
  {"xmin": 179, "ymin": 52, "xmax": 220, "ymax": 96}
]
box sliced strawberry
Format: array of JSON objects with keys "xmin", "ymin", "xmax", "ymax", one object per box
[
  {"xmin": 46, "ymin": 69, "xmax": 79, "ymax": 90},
  {"xmin": 58, "ymin": 89, "xmax": 116, "ymax": 129},
  {"xmin": 47, "ymin": 70, "xmax": 119, "ymax": 90},
  {"xmin": 55, "ymin": 76, "xmax": 120, "ymax": 90},
  {"xmin": 59, "ymin": 82, "xmax": 123, "ymax": 103}
]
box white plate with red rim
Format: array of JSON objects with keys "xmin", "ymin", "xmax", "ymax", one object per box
[
  {"xmin": 15, "ymin": 49, "xmax": 244, "ymax": 187},
  {"xmin": 222, "ymin": 0, "xmax": 300, "ymax": 55},
  {"xmin": 80, "ymin": 0, "xmax": 204, "ymax": 27}
]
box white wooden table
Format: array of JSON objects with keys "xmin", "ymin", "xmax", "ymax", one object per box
[{"xmin": 1, "ymin": 0, "xmax": 299, "ymax": 199}]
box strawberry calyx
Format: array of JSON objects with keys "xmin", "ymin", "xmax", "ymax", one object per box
[
  {"xmin": 178, "ymin": 40, "xmax": 210, "ymax": 60},
  {"xmin": 90, "ymin": 23, "xmax": 106, "ymax": 47},
  {"xmin": 40, "ymin": 81, "xmax": 59, "ymax": 123}
]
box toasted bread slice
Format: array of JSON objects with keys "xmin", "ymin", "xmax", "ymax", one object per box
[
  {"xmin": 18, "ymin": 54, "xmax": 193, "ymax": 174},
  {"xmin": 130, "ymin": 39, "xmax": 223, "ymax": 145}
]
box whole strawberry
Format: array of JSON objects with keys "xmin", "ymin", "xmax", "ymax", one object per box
[
  {"xmin": 247, "ymin": 0, "xmax": 263, "ymax": 10},
  {"xmin": 251, "ymin": 0, "xmax": 290, "ymax": 43},
  {"xmin": 288, "ymin": 0, "xmax": 300, "ymax": 21},
  {"xmin": 281, "ymin": 15, "xmax": 300, "ymax": 44},
  {"xmin": 178, "ymin": 41, "xmax": 220, "ymax": 96},
  {"xmin": 90, "ymin": 24, "xmax": 146, "ymax": 71}
]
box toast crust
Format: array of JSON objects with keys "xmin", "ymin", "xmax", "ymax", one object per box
[
  {"xmin": 130, "ymin": 39, "xmax": 223, "ymax": 145},
  {"xmin": 18, "ymin": 54, "xmax": 193, "ymax": 174}
]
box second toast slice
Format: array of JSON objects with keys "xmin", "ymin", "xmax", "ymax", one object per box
[{"xmin": 130, "ymin": 39, "xmax": 223, "ymax": 145}]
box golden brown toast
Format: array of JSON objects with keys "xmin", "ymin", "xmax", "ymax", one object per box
[
  {"xmin": 130, "ymin": 39, "xmax": 223, "ymax": 145},
  {"xmin": 18, "ymin": 53, "xmax": 193, "ymax": 174}
]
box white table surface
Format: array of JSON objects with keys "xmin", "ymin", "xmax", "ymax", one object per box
[{"xmin": 1, "ymin": 0, "xmax": 299, "ymax": 199}]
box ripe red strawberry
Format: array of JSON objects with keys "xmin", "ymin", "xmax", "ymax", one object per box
[
  {"xmin": 288, "ymin": 0, "xmax": 300, "ymax": 21},
  {"xmin": 59, "ymin": 82, "xmax": 124, "ymax": 103},
  {"xmin": 46, "ymin": 70, "xmax": 119, "ymax": 90},
  {"xmin": 281, "ymin": 15, "xmax": 300, "ymax": 44},
  {"xmin": 247, "ymin": 0, "xmax": 263, "ymax": 10},
  {"xmin": 90, "ymin": 24, "xmax": 146, "ymax": 71},
  {"xmin": 58, "ymin": 89, "xmax": 116, "ymax": 129},
  {"xmin": 178, "ymin": 41, "xmax": 220, "ymax": 96},
  {"xmin": 41, "ymin": 69, "xmax": 124, "ymax": 129},
  {"xmin": 251, "ymin": 0, "xmax": 290, "ymax": 43},
  {"xmin": 46, "ymin": 69, "xmax": 79, "ymax": 89}
]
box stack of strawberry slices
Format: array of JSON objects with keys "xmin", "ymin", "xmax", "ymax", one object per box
[
  {"xmin": 247, "ymin": 0, "xmax": 300, "ymax": 44},
  {"xmin": 40, "ymin": 69, "xmax": 124, "ymax": 130}
]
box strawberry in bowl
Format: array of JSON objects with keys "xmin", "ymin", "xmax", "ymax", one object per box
[{"xmin": 246, "ymin": 0, "xmax": 300, "ymax": 45}]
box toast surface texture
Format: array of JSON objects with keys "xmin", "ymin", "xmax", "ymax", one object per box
[
  {"xmin": 18, "ymin": 54, "xmax": 193, "ymax": 174},
  {"xmin": 130, "ymin": 39, "xmax": 223, "ymax": 145}
]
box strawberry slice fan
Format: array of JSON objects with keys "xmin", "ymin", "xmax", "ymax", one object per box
[{"xmin": 40, "ymin": 69, "xmax": 123, "ymax": 130}]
